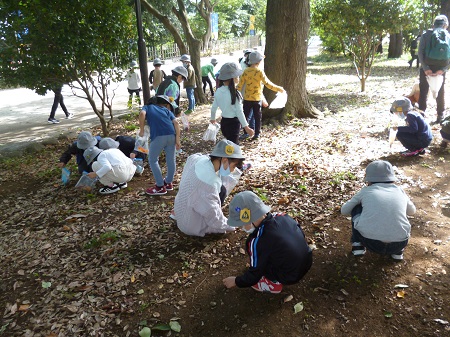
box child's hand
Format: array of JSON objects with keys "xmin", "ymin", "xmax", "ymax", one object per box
[
  {"xmin": 223, "ymin": 276, "xmax": 236, "ymax": 288},
  {"xmin": 87, "ymin": 172, "xmax": 97, "ymax": 179},
  {"xmin": 392, "ymin": 126, "xmax": 398, "ymax": 131}
]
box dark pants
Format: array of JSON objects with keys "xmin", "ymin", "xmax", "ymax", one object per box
[
  {"xmin": 243, "ymin": 100, "xmax": 262, "ymax": 137},
  {"xmin": 419, "ymin": 67, "xmax": 445, "ymax": 118},
  {"xmin": 408, "ymin": 52, "xmax": 419, "ymax": 68},
  {"xmin": 202, "ymin": 76, "xmax": 214, "ymax": 95},
  {"xmin": 396, "ymin": 132, "xmax": 432, "ymax": 151},
  {"xmin": 49, "ymin": 87, "xmax": 69, "ymax": 119},
  {"xmin": 220, "ymin": 117, "xmax": 242, "ymax": 145},
  {"xmin": 351, "ymin": 205, "xmax": 408, "ymax": 256}
]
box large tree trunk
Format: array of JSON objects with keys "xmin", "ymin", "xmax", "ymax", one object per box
[
  {"xmin": 388, "ymin": 32, "xmax": 403, "ymax": 58},
  {"xmin": 264, "ymin": 0, "xmax": 320, "ymax": 120}
]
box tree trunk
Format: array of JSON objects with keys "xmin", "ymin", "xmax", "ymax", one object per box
[
  {"xmin": 442, "ymin": 0, "xmax": 450, "ymax": 23},
  {"xmin": 173, "ymin": 0, "xmax": 207, "ymax": 104},
  {"xmin": 141, "ymin": 0, "xmax": 187, "ymax": 54},
  {"xmin": 388, "ymin": 32, "xmax": 403, "ymax": 58},
  {"xmin": 264, "ymin": 0, "xmax": 320, "ymax": 120}
]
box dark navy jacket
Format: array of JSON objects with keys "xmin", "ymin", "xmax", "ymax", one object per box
[{"xmin": 235, "ymin": 213, "xmax": 313, "ymax": 287}]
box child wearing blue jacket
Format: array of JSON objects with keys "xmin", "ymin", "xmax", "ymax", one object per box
[{"xmin": 390, "ymin": 97, "xmax": 432, "ymax": 157}]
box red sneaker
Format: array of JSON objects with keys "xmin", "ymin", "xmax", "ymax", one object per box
[
  {"xmin": 164, "ymin": 179, "xmax": 174, "ymax": 191},
  {"xmin": 251, "ymin": 276, "xmax": 283, "ymax": 294},
  {"xmin": 145, "ymin": 185, "xmax": 167, "ymax": 195}
]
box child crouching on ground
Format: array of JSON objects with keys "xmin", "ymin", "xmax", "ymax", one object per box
[
  {"xmin": 223, "ymin": 191, "xmax": 312, "ymax": 294},
  {"xmin": 84, "ymin": 146, "xmax": 136, "ymax": 195},
  {"xmin": 341, "ymin": 160, "xmax": 416, "ymax": 261},
  {"xmin": 390, "ymin": 97, "xmax": 432, "ymax": 157}
]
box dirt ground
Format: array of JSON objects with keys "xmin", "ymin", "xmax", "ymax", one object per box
[{"xmin": 0, "ymin": 57, "xmax": 449, "ymax": 337}]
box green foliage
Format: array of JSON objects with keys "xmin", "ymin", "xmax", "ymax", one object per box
[
  {"xmin": 84, "ymin": 231, "xmax": 121, "ymax": 249},
  {"xmin": 0, "ymin": 1, "xmax": 135, "ymax": 134},
  {"xmin": 311, "ymin": 0, "xmax": 402, "ymax": 91}
]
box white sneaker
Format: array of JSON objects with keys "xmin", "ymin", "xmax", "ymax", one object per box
[
  {"xmin": 99, "ymin": 184, "xmax": 120, "ymax": 194},
  {"xmin": 66, "ymin": 113, "xmax": 74, "ymax": 119},
  {"xmin": 351, "ymin": 242, "xmax": 366, "ymax": 256},
  {"xmin": 391, "ymin": 253, "xmax": 404, "ymax": 261}
]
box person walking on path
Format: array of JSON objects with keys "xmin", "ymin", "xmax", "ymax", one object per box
[
  {"xmin": 237, "ymin": 50, "xmax": 285, "ymax": 140},
  {"xmin": 418, "ymin": 15, "xmax": 450, "ymax": 123},
  {"xmin": 408, "ymin": 35, "xmax": 420, "ymax": 68},
  {"xmin": 210, "ymin": 62, "xmax": 254, "ymax": 144},
  {"xmin": 126, "ymin": 60, "xmax": 142, "ymax": 109},
  {"xmin": 48, "ymin": 85, "xmax": 73, "ymax": 124},
  {"xmin": 201, "ymin": 58, "xmax": 218, "ymax": 96},
  {"xmin": 180, "ymin": 54, "xmax": 196, "ymax": 114},
  {"xmin": 149, "ymin": 58, "xmax": 166, "ymax": 92}
]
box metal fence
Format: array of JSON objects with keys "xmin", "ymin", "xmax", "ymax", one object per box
[{"xmin": 147, "ymin": 35, "xmax": 262, "ymax": 62}]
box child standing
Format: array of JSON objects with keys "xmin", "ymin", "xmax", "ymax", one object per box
[
  {"xmin": 149, "ymin": 58, "xmax": 166, "ymax": 92},
  {"xmin": 201, "ymin": 58, "xmax": 218, "ymax": 96},
  {"xmin": 390, "ymin": 97, "xmax": 432, "ymax": 156},
  {"xmin": 139, "ymin": 95, "xmax": 181, "ymax": 196},
  {"xmin": 126, "ymin": 60, "xmax": 142, "ymax": 109},
  {"xmin": 210, "ymin": 62, "xmax": 254, "ymax": 144},
  {"xmin": 223, "ymin": 191, "xmax": 313, "ymax": 294},
  {"xmin": 341, "ymin": 160, "xmax": 416, "ymax": 261},
  {"xmin": 180, "ymin": 54, "xmax": 196, "ymax": 114},
  {"xmin": 236, "ymin": 51, "xmax": 284, "ymax": 140},
  {"xmin": 156, "ymin": 66, "xmax": 188, "ymax": 117}
]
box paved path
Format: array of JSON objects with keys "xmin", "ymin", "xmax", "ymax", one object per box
[{"xmin": 0, "ymin": 40, "xmax": 321, "ymax": 149}]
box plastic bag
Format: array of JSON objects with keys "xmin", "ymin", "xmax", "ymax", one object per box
[
  {"xmin": 75, "ymin": 172, "xmax": 98, "ymax": 191},
  {"xmin": 269, "ymin": 91, "xmax": 288, "ymax": 109},
  {"xmin": 180, "ymin": 112, "xmax": 190, "ymax": 131},
  {"xmin": 426, "ymin": 75, "xmax": 444, "ymax": 99},
  {"xmin": 221, "ymin": 168, "xmax": 242, "ymax": 196},
  {"xmin": 134, "ymin": 125, "xmax": 150, "ymax": 154},
  {"xmin": 388, "ymin": 128, "xmax": 398, "ymax": 147},
  {"xmin": 202, "ymin": 123, "xmax": 220, "ymax": 142},
  {"xmin": 61, "ymin": 167, "xmax": 71, "ymax": 185}
]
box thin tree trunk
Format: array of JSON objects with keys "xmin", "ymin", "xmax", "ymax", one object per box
[
  {"xmin": 264, "ymin": 0, "xmax": 320, "ymax": 120},
  {"xmin": 141, "ymin": 0, "xmax": 187, "ymax": 54}
]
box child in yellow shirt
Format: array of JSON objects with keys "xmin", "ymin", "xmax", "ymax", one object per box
[{"xmin": 236, "ymin": 51, "xmax": 284, "ymax": 140}]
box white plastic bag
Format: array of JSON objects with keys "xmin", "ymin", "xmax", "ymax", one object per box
[
  {"xmin": 426, "ymin": 75, "xmax": 444, "ymax": 99},
  {"xmin": 388, "ymin": 128, "xmax": 398, "ymax": 147},
  {"xmin": 134, "ymin": 125, "xmax": 150, "ymax": 154},
  {"xmin": 180, "ymin": 112, "xmax": 190, "ymax": 131},
  {"xmin": 202, "ymin": 123, "xmax": 220, "ymax": 142},
  {"xmin": 221, "ymin": 168, "xmax": 242, "ymax": 196},
  {"xmin": 269, "ymin": 91, "xmax": 288, "ymax": 109}
]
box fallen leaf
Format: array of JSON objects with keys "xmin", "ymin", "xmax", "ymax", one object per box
[
  {"xmin": 41, "ymin": 281, "xmax": 51, "ymax": 289},
  {"xmin": 131, "ymin": 274, "xmax": 136, "ymax": 283},
  {"xmin": 284, "ymin": 295, "xmax": 294, "ymax": 303},
  {"xmin": 169, "ymin": 320, "xmax": 181, "ymax": 332},
  {"xmin": 340, "ymin": 289, "xmax": 349, "ymax": 296},
  {"xmin": 293, "ymin": 302, "xmax": 304, "ymax": 314},
  {"xmin": 396, "ymin": 290, "xmax": 405, "ymax": 298},
  {"xmin": 278, "ymin": 197, "xmax": 290, "ymax": 204},
  {"xmin": 65, "ymin": 214, "xmax": 87, "ymax": 220},
  {"xmin": 137, "ymin": 289, "xmax": 144, "ymax": 294},
  {"xmin": 433, "ymin": 318, "xmax": 449, "ymax": 325},
  {"xmin": 138, "ymin": 327, "xmax": 151, "ymax": 337},
  {"xmin": 18, "ymin": 304, "xmax": 30, "ymax": 311},
  {"xmin": 384, "ymin": 311, "xmax": 393, "ymax": 318}
]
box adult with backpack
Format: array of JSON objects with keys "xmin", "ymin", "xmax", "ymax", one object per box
[{"xmin": 418, "ymin": 15, "xmax": 450, "ymax": 124}]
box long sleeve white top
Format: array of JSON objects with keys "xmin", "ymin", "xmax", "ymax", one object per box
[{"xmin": 210, "ymin": 86, "xmax": 248, "ymax": 127}]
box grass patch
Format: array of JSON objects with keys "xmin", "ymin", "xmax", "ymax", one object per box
[{"xmin": 84, "ymin": 231, "xmax": 121, "ymax": 249}]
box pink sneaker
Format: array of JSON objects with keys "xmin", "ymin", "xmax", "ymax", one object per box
[
  {"xmin": 251, "ymin": 276, "xmax": 283, "ymax": 294},
  {"xmin": 145, "ymin": 185, "xmax": 167, "ymax": 195}
]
